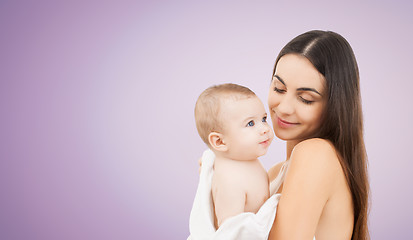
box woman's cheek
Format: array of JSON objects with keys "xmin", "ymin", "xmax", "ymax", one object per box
[
  {"xmin": 267, "ymin": 93, "xmax": 279, "ymax": 110},
  {"xmin": 300, "ymin": 107, "xmax": 322, "ymax": 130}
]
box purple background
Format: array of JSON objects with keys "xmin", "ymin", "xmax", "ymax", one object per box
[{"xmin": 1, "ymin": 1, "xmax": 412, "ymax": 239}]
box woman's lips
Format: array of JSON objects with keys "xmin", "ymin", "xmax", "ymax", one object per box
[{"xmin": 277, "ymin": 117, "xmax": 299, "ymax": 128}]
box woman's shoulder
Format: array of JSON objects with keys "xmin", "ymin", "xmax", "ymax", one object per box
[
  {"xmin": 292, "ymin": 138, "xmax": 337, "ymax": 162},
  {"xmin": 295, "ymin": 137, "xmax": 334, "ymax": 150},
  {"xmin": 289, "ymin": 138, "xmax": 343, "ymax": 184}
]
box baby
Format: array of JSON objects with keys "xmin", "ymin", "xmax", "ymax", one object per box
[{"xmin": 194, "ymin": 83, "xmax": 274, "ymax": 228}]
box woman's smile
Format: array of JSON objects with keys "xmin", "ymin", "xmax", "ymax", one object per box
[{"xmin": 276, "ymin": 116, "xmax": 299, "ymax": 128}]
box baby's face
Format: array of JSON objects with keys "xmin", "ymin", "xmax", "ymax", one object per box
[{"xmin": 220, "ymin": 96, "xmax": 274, "ymax": 161}]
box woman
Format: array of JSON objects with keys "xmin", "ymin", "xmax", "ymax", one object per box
[{"xmin": 267, "ymin": 30, "xmax": 369, "ymax": 239}]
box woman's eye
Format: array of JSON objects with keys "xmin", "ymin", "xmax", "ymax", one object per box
[
  {"xmin": 273, "ymin": 87, "xmax": 285, "ymax": 93},
  {"xmin": 247, "ymin": 120, "xmax": 255, "ymax": 127},
  {"xmin": 300, "ymin": 96, "xmax": 314, "ymax": 105},
  {"xmin": 262, "ymin": 116, "xmax": 267, "ymax": 122}
]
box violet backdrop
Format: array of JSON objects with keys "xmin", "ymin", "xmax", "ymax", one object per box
[{"xmin": 1, "ymin": 0, "xmax": 412, "ymax": 239}]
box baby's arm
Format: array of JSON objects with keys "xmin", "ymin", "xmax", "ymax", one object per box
[{"xmin": 212, "ymin": 172, "xmax": 246, "ymax": 228}]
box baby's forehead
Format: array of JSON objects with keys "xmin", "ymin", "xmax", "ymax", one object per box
[
  {"xmin": 220, "ymin": 93, "xmax": 257, "ymax": 102},
  {"xmin": 219, "ymin": 95, "xmax": 263, "ymax": 115}
]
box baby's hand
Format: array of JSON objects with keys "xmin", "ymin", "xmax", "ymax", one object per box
[{"xmin": 198, "ymin": 157, "xmax": 202, "ymax": 174}]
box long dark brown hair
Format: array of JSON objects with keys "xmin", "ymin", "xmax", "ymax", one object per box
[{"xmin": 272, "ymin": 30, "xmax": 370, "ymax": 240}]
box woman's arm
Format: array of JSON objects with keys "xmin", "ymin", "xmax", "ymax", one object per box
[{"xmin": 268, "ymin": 138, "xmax": 342, "ymax": 240}]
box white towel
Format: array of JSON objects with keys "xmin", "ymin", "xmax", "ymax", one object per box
[{"xmin": 188, "ymin": 149, "xmax": 280, "ymax": 240}]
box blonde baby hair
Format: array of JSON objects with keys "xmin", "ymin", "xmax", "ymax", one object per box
[{"xmin": 194, "ymin": 83, "xmax": 256, "ymax": 146}]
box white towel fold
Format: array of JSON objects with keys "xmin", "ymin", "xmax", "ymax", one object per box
[{"xmin": 188, "ymin": 149, "xmax": 280, "ymax": 240}]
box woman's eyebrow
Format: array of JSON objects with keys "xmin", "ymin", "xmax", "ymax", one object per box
[
  {"xmin": 273, "ymin": 75, "xmax": 286, "ymax": 86},
  {"xmin": 297, "ymin": 87, "xmax": 322, "ymax": 96},
  {"xmin": 274, "ymin": 74, "xmax": 322, "ymax": 96}
]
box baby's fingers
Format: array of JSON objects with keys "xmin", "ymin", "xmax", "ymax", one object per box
[{"xmin": 198, "ymin": 157, "xmax": 202, "ymax": 174}]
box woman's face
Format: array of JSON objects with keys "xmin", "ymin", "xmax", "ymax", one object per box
[{"xmin": 268, "ymin": 54, "xmax": 326, "ymax": 142}]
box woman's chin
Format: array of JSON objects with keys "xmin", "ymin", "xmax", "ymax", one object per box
[{"xmin": 273, "ymin": 131, "xmax": 290, "ymax": 141}]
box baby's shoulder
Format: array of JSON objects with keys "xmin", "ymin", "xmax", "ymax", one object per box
[
  {"xmin": 213, "ymin": 161, "xmax": 264, "ymax": 186},
  {"xmin": 212, "ymin": 164, "xmax": 246, "ymax": 195},
  {"xmin": 213, "ymin": 162, "xmax": 244, "ymax": 181}
]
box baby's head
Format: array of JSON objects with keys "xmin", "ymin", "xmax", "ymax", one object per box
[
  {"xmin": 195, "ymin": 83, "xmax": 273, "ymax": 160},
  {"xmin": 195, "ymin": 83, "xmax": 255, "ymax": 145}
]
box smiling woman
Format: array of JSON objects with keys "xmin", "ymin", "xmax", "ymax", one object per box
[
  {"xmin": 267, "ymin": 30, "xmax": 369, "ymax": 240},
  {"xmin": 189, "ymin": 30, "xmax": 369, "ymax": 240},
  {"xmin": 269, "ymin": 54, "xmax": 326, "ymax": 143},
  {"xmin": 188, "ymin": 30, "xmax": 369, "ymax": 240}
]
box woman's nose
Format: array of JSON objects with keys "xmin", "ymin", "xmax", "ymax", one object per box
[{"xmin": 276, "ymin": 96, "xmax": 294, "ymax": 115}]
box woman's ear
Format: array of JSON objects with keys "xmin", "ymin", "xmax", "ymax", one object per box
[{"xmin": 208, "ymin": 132, "xmax": 228, "ymax": 152}]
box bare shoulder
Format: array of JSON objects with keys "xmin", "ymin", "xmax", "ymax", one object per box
[
  {"xmin": 288, "ymin": 138, "xmax": 343, "ymax": 193},
  {"xmin": 213, "ymin": 163, "xmax": 247, "ymax": 189},
  {"xmin": 293, "ymin": 138, "xmax": 335, "ymax": 155},
  {"xmin": 291, "ymin": 138, "xmax": 340, "ymax": 170},
  {"xmin": 269, "ymin": 139, "xmax": 348, "ymax": 239}
]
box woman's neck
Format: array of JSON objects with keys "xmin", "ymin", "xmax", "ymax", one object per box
[{"xmin": 286, "ymin": 140, "xmax": 301, "ymax": 160}]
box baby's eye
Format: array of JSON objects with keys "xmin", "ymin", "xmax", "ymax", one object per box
[
  {"xmin": 247, "ymin": 120, "xmax": 255, "ymax": 127},
  {"xmin": 262, "ymin": 116, "xmax": 267, "ymax": 122}
]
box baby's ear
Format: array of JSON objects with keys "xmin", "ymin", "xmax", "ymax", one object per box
[{"xmin": 208, "ymin": 132, "xmax": 228, "ymax": 152}]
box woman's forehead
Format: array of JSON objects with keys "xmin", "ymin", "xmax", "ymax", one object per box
[{"xmin": 275, "ymin": 54, "xmax": 325, "ymax": 91}]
